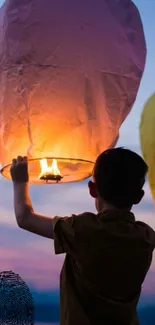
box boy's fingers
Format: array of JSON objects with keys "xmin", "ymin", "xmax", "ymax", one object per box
[
  {"xmin": 23, "ymin": 156, "xmax": 28, "ymax": 164},
  {"xmin": 12, "ymin": 159, "xmax": 17, "ymax": 167},
  {"xmin": 17, "ymin": 156, "xmax": 23, "ymax": 163},
  {"xmin": 11, "ymin": 156, "xmax": 28, "ymax": 168}
]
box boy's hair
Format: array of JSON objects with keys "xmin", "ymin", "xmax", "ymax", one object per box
[{"xmin": 94, "ymin": 147, "xmax": 148, "ymax": 209}]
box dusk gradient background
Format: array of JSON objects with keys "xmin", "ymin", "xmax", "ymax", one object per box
[{"xmin": 0, "ymin": 0, "xmax": 155, "ymax": 324}]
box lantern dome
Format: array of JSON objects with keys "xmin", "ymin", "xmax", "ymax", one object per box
[
  {"xmin": 140, "ymin": 93, "xmax": 155, "ymax": 202},
  {"xmin": 0, "ymin": 0, "xmax": 146, "ymax": 183}
]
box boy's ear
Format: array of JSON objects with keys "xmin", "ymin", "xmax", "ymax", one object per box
[
  {"xmin": 88, "ymin": 180, "xmax": 98, "ymax": 198},
  {"xmin": 133, "ymin": 189, "xmax": 145, "ymax": 205}
]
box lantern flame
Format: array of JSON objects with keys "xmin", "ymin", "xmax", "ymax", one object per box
[{"xmin": 39, "ymin": 158, "xmax": 62, "ymax": 182}]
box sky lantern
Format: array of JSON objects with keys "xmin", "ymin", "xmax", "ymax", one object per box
[
  {"xmin": 140, "ymin": 94, "xmax": 155, "ymax": 202},
  {"xmin": 0, "ymin": 0, "xmax": 146, "ymax": 184}
]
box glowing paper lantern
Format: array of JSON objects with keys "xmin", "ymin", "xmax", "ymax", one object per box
[
  {"xmin": 0, "ymin": 0, "xmax": 146, "ymax": 184},
  {"xmin": 140, "ymin": 94, "xmax": 155, "ymax": 201}
]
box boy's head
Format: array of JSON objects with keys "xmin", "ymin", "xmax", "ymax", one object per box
[{"xmin": 88, "ymin": 147, "xmax": 148, "ymax": 211}]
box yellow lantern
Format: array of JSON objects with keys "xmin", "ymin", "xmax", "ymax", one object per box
[
  {"xmin": 140, "ymin": 93, "xmax": 155, "ymax": 201},
  {"xmin": 0, "ymin": 0, "xmax": 146, "ymax": 184}
]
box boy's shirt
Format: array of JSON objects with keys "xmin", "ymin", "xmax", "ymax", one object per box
[{"xmin": 52, "ymin": 210, "xmax": 155, "ymax": 325}]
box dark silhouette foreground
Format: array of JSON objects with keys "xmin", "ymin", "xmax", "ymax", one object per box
[{"xmin": 10, "ymin": 148, "xmax": 155, "ymax": 325}]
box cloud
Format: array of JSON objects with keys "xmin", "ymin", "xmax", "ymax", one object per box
[
  {"xmin": 0, "ymin": 223, "xmax": 62, "ymax": 289},
  {"xmin": 141, "ymin": 270, "xmax": 155, "ymax": 294},
  {"xmin": 0, "ymin": 0, "xmax": 4, "ymax": 8}
]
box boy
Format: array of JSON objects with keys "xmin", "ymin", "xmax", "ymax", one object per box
[{"xmin": 11, "ymin": 148, "xmax": 155, "ymax": 325}]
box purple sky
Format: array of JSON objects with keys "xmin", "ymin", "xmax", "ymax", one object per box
[{"xmin": 0, "ymin": 0, "xmax": 155, "ymax": 307}]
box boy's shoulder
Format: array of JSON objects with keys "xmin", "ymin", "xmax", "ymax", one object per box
[
  {"xmin": 72, "ymin": 211, "xmax": 99, "ymax": 232},
  {"xmin": 135, "ymin": 218, "xmax": 155, "ymax": 232},
  {"xmin": 73, "ymin": 211, "xmax": 96, "ymax": 219},
  {"xmin": 73, "ymin": 211, "xmax": 155, "ymax": 247},
  {"xmin": 73, "ymin": 211, "xmax": 97, "ymax": 224},
  {"xmin": 135, "ymin": 219, "xmax": 155, "ymax": 242},
  {"xmin": 136, "ymin": 219, "xmax": 155, "ymax": 230}
]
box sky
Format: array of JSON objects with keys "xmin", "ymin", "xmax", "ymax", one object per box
[{"xmin": 0, "ymin": 0, "xmax": 155, "ymax": 322}]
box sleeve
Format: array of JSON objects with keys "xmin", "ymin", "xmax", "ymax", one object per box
[
  {"xmin": 137, "ymin": 221, "xmax": 155, "ymax": 249},
  {"xmin": 52, "ymin": 215, "xmax": 76, "ymax": 255}
]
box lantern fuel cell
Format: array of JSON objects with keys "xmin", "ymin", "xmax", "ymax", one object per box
[
  {"xmin": 39, "ymin": 159, "xmax": 63, "ymax": 182},
  {"xmin": 0, "ymin": 0, "xmax": 146, "ymax": 184}
]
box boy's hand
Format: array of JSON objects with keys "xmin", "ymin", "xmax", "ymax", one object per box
[{"xmin": 10, "ymin": 156, "xmax": 29, "ymax": 183}]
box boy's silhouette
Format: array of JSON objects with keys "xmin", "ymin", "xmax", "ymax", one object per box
[{"xmin": 11, "ymin": 148, "xmax": 155, "ymax": 325}]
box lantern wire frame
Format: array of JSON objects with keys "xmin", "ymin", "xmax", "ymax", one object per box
[{"xmin": 0, "ymin": 157, "xmax": 95, "ymax": 184}]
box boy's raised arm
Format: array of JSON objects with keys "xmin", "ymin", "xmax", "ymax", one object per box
[
  {"xmin": 13, "ymin": 182, "xmax": 54, "ymax": 239},
  {"xmin": 11, "ymin": 156, "xmax": 76, "ymax": 255},
  {"xmin": 11, "ymin": 157, "xmax": 54, "ymax": 239}
]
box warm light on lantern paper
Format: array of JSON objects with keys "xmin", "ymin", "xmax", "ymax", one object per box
[{"xmin": 0, "ymin": 0, "xmax": 146, "ymax": 184}]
